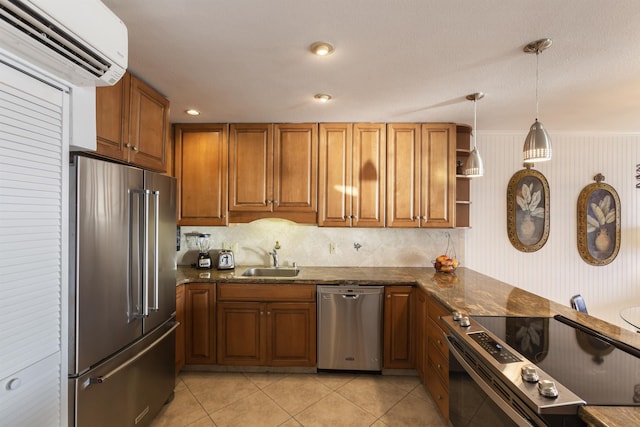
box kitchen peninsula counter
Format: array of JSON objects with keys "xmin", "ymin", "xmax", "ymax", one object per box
[{"xmin": 176, "ymin": 265, "xmax": 640, "ymax": 426}]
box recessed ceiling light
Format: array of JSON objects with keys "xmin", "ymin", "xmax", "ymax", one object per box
[
  {"xmin": 314, "ymin": 94, "xmax": 332, "ymax": 103},
  {"xmin": 310, "ymin": 41, "xmax": 334, "ymax": 56},
  {"xmin": 185, "ymin": 109, "xmax": 200, "ymax": 116}
]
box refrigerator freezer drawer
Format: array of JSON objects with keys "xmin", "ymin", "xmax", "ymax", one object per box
[{"xmin": 69, "ymin": 321, "xmax": 177, "ymax": 427}]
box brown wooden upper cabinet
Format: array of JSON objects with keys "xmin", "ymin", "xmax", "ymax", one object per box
[
  {"xmin": 96, "ymin": 71, "xmax": 170, "ymax": 172},
  {"xmin": 174, "ymin": 124, "xmax": 229, "ymax": 226},
  {"xmin": 386, "ymin": 123, "xmax": 456, "ymax": 228},
  {"xmin": 318, "ymin": 123, "xmax": 386, "ymax": 227},
  {"xmin": 229, "ymin": 123, "xmax": 318, "ymax": 223}
]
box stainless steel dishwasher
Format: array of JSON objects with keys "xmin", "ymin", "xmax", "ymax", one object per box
[{"xmin": 317, "ymin": 285, "xmax": 384, "ymax": 371}]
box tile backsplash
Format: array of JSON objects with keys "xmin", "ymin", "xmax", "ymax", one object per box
[{"xmin": 177, "ymin": 219, "xmax": 465, "ymax": 268}]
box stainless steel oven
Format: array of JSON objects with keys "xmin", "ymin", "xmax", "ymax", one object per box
[
  {"xmin": 443, "ymin": 313, "xmax": 640, "ymax": 427},
  {"xmin": 445, "ymin": 315, "xmax": 585, "ymax": 426}
]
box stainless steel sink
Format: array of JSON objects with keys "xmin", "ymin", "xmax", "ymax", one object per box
[{"xmin": 241, "ymin": 267, "xmax": 301, "ymax": 278}]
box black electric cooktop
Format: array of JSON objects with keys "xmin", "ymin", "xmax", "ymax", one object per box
[{"xmin": 472, "ymin": 315, "xmax": 640, "ymax": 406}]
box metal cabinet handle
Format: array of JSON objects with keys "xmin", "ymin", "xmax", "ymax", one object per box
[{"xmin": 132, "ymin": 145, "xmax": 139, "ymax": 152}]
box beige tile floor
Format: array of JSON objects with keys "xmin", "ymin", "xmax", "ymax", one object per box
[{"xmin": 150, "ymin": 371, "xmax": 448, "ymax": 427}]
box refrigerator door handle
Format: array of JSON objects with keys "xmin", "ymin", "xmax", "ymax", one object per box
[
  {"xmin": 142, "ymin": 189, "xmax": 151, "ymax": 317},
  {"xmin": 151, "ymin": 189, "xmax": 160, "ymax": 312},
  {"xmin": 88, "ymin": 322, "xmax": 179, "ymax": 386},
  {"xmin": 129, "ymin": 188, "xmax": 146, "ymax": 320}
]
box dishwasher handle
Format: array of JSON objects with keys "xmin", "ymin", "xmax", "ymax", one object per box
[{"xmin": 342, "ymin": 294, "xmax": 360, "ymax": 299}]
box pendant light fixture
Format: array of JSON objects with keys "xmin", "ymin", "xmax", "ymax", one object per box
[
  {"xmin": 523, "ymin": 38, "xmax": 553, "ymax": 163},
  {"xmin": 463, "ymin": 92, "xmax": 484, "ymax": 177}
]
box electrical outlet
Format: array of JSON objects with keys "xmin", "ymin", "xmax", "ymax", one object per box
[{"xmin": 329, "ymin": 242, "xmax": 337, "ymax": 254}]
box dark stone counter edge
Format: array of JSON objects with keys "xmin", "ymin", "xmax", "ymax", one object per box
[{"xmin": 176, "ymin": 265, "xmax": 640, "ymax": 426}]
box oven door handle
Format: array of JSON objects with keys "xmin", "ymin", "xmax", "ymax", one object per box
[{"xmin": 447, "ymin": 336, "xmax": 536, "ymax": 427}]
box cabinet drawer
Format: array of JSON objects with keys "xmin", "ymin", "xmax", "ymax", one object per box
[
  {"xmin": 427, "ymin": 317, "xmax": 449, "ymax": 361},
  {"xmin": 425, "ymin": 363, "xmax": 449, "ymax": 420},
  {"xmin": 217, "ymin": 283, "xmax": 316, "ymax": 302},
  {"xmin": 427, "ymin": 343, "xmax": 449, "ymax": 388},
  {"xmin": 428, "ymin": 296, "xmax": 450, "ymax": 330}
]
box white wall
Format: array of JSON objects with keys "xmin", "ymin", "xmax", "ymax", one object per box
[{"xmin": 466, "ymin": 132, "xmax": 640, "ymax": 330}]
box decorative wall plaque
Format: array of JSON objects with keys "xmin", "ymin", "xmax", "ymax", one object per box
[
  {"xmin": 577, "ymin": 173, "xmax": 620, "ymax": 266},
  {"xmin": 507, "ymin": 166, "xmax": 550, "ymax": 252}
]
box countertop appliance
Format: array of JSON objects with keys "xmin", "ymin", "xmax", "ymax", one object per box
[
  {"xmin": 196, "ymin": 234, "xmax": 212, "ymax": 269},
  {"xmin": 317, "ymin": 285, "xmax": 383, "ymax": 371},
  {"xmin": 68, "ymin": 155, "xmax": 178, "ymax": 427},
  {"xmin": 444, "ymin": 314, "xmax": 640, "ymax": 426},
  {"xmin": 217, "ymin": 249, "xmax": 235, "ymax": 270}
]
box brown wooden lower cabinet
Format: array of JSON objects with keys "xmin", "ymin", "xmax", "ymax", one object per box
[
  {"xmin": 184, "ymin": 283, "xmax": 216, "ymax": 364},
  {"xmin": 414, "ymin": 288, "xmax": 428, "ymax": 381},
  {"xmin": 425, "ymin": 294, "xmax": 451, "ymax": 421},
  {"xmin": 383, "ymin": 286, "xmax": 414, "ymax": 369},
  {"xmin": 175, "ymin": 284, "xmax": 185, "ymax": 374},
  {"xmin": 216, "ymin": 284, "xmax": 316, "ymax": 367}
]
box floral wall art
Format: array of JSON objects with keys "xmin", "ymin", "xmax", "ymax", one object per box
[
  {"xmin": 507, "ymin": 167, "xmax": 550, "ymax": 252},
  {"xmin": 577, "ymin": 173, "xmax": 621, "ymax": 266}
]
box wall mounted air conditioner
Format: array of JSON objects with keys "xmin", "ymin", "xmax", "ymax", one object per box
[{"xmin": 0, "ymin": 0, "xmax": 127, "ymax": 86}]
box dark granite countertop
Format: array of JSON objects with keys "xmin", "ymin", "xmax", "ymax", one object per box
[{"xmin": 176, "ymin": 265, "xmax": 640, "ymax": 426}]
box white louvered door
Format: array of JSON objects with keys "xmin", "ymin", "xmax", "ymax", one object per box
[{"xmin": 0, "ymin": 60, "xmax": 68, "ymax": 426}]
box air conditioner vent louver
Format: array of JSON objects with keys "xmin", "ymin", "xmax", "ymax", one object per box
[{"xmin": 0, "ymin": 0, "xmax": 111, "ymax": 78}]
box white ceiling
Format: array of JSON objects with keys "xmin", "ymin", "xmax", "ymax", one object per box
[{"xmin": 102, "ymin": 0, "xmax": 640, "ymax": 132}]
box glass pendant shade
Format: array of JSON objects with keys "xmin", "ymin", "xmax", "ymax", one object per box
[{"xmin": 523, "ymin": 119, "xmax": 552, "ymax": 162}]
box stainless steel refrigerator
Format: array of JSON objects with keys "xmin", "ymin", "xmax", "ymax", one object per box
[{"xmin": 68, "ymin": 155, "xmax": 178, "ymax": 427}]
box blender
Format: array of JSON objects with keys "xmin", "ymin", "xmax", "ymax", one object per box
[{"xmin": 196, "ymin": 233, "xmax": 212, "ymax": 269}]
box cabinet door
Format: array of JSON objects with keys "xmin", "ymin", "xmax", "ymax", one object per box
[
  {"xmin": 426, "ymin": 294, "xmax": 450, "ymax": 421},
  {"xmin": 267, "ymin": 302, "xmax": 316, "ymax": 366},
  {"xmin": 353, "ymin": 123, "xmax": 386, "ymax": 227},
  {"xmin": 229, "ymin": 123, "xmax": 273, "ymax": 212},
  {"xmin": 128, "ymin": 75, "xmax": 170, "ymax": 172},
  {"xmin": 414, "ymin": 289, "xmax": 428, "ymax": 381},
  {"xmin": 383, "ymin": 286, "xmax": 414, "ymax": 369},
  {"xmin": 96, "ymin": 72, "xmax": 130, "ymax": 162},
  {"xmin": 318, "ymin": 123, "xmax": 352, "ymax": 227},
  {"xmin": 274, "ymin": 123, "xmax": 318, "ymax": 213},
  {"xmin": 217, "ymin": 302, "xmax": 266, "ymax": 365},
  {"xmin": 185, "ymin": 284, "xmax": 216, "ymax": 364},
  {"xmin": 420, "ymin": 124, "xmax": 455, "ymax": 228},
  {"xmin": 386, "ymin": 123, "xmax": 420, "ymax": 228},
  {"xmin": 175, "ymin": 285, "xmax": 185, "ymax": 374},
  {"xmin": 174, "ymin": 124, "xmax": 228, "ymax": 225}
]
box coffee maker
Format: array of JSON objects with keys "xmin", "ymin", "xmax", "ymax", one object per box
[{"xmin": 196, "ymin": 233, "xmax": 212, "ymax": 269}]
